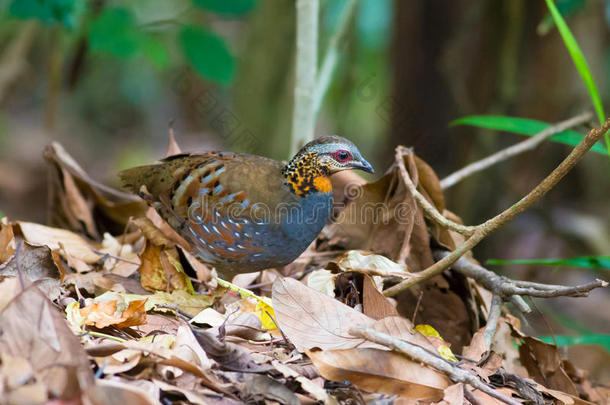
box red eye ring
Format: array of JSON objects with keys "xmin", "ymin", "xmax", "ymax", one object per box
[{"xmin": 333, "ymin": 150, "xmax": 351, "ymax": 162}]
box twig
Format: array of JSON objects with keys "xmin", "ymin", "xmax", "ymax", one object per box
[
  {"xmin": 384, "ymin": 118, "xmax": 610, "ymax": 297},
  {"xmin": 411, "ymin": 290, "xmax": 424, "ymax": 324},
  {"xmin": 313, "ymin": 0, "xmax": 358, "ymax": 115},
  {"xmin": 483, "ymin": 295, "xmax": 502, "ymax": 349},
  {"xmin": 441, "ymin": 112, "xmax": 593, "ymax": 189},
  {"xmin": 290, "ymin": 0, "xmax": 319, "ymax": 155},
  {"xmin": 349, "ymin": 325, "xmax": 522, "ymax": 405},
  {"xmin": 92, "ymin": 249, "xmax": 140, "ymax": 265},
  {"xmin": 434, "ymin": 250, "xmax": 607, "ymax": 300},
  {"xmin": 396, "ymin": 148, "xmax": 477, "ymax": 236}
]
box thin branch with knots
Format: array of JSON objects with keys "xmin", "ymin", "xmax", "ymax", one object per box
[{"xmin": 440, "ymin": 112, "xmax": 593, "ymax": 189}]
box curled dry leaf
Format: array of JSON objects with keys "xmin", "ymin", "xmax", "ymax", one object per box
[
  {"xmin": 225, "ymin": 372, "xmax": 300, "ymax": 405},
  {"xmin": 17, "ymin": 221, "xmax": 102, "ymax": 264},
  {"xmin": 306, "ymin": 269, "xmax": 336, "ymax": 297},
  {"xmin": 138, "ymin": 242, "xmax": 194, "ymax": 293},
  {"xmin": 44, "ymin": 142, "xmax": 147, "ymax": 237},
  {"xmin": 307, "ymin": 347, "xmax": 450, "ymax": 401},
  {"xmin": 271, "ymin": 360, "xmax": 338, "ymax": 405},
  {"xmin": 76, "ymin": 298, "xmax": 147, "ymax": 329},
  {"xmin": 0, "ymin": 241, "xmax": 62, "ymax": 281},
  {"xmin": 334, "ymin": 250, "xmax": 412, "ymax": 278}
]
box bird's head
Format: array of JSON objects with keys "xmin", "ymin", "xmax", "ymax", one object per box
[{"xmin": 301, "ymin": 135, "xmax": 374, "ymax": 174}]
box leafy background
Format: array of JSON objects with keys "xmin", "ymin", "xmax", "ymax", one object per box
[{"xmin": 0, "ymin": 0, "xmax": 608, "ymax": 376}]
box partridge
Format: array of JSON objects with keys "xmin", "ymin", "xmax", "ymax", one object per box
[{"xmin": 120, "ymin": 135, "xmax": 373, "ymax": 278}]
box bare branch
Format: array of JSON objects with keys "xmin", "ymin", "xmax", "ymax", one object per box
[
  {"xmin": 349, "ymin": 326, "xmax": 522, "ymax": 405},
  {"xmin": 434, "ymin": 250, "xmax": 607, "ymax": 300},
  {"xmin": 441, "ymin": 112, "xmax": 593, "ymax": 189},
  {"xmin": 384, "ymin": 117, "xmax": 610, "ymax": 297},
  {"xmin": 396, "ymin": 147, "xmax": 477, "ymax": 236},
  {"xmin": 483, "ymin": 295, "xmax": 502, "ymax": 349}
]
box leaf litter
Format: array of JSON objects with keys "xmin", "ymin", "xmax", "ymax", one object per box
[{"xmin": 0, "ymin": 141, "xmax": 606, "ymax": 404}]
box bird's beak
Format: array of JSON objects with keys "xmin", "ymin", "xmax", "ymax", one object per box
[{"xmin": 351, "ymin": 159, "xmax": 374, "ymax": 173}]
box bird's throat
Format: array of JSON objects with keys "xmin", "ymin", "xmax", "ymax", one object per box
[{"xmin": 282, "ymin": 151, "xmax": 332, "ymax": 197}]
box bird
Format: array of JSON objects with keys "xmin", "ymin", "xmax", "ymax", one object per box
[{"xmin": 119, "ymin": 135, "xmax": 373, "ymax": 278}]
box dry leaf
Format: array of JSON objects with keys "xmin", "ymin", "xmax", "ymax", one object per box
[
  {"xmin": 272, "ymin": 277, "xmax": 376, "ymax": 352},
  {"xmin": 335, "ymin": 250, "xmax": 412, "ymax": 277},
  {"xmin": 138, "ymin": 242, "xmax": 193, "ymax": 293},
  {"xmin": 307, "ymin": 269, "xmax": 336, "ymax": 297},
  {"xmin": 362, "ymin": 274, "xmax": 398, "ymax": 320},
  {"xmin": 307, "ymin": 347, "xmax": 450, "ymax": 400},
  {"xmin": 78, "ymin": 298, "xmax": 147, "ymax": 328},
  {"xmin": 18, "ymin": 221, "xmax": 102, "ymax": 264},
  {"xmin": 271, "ymin": 360, "xmax": 338, "ymax": 405},
  {"xmin": 84, "ymin": 378, "xmax": 159, "ymax": 405},
  {"xmin": 44, "ymin": 142, "xmax": 146, "ymax": 237},
  {"xmin": 0, "ymin": 219, "xmax": 16, "ymax": 263},
  {"xmin": 0, "ymin": 284, "xmax": 94, "ymax": 399}
]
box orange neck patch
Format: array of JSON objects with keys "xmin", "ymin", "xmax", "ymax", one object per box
[{"xmin": 313, "ymin": 176, "xmax": 332, "ymax": 194}]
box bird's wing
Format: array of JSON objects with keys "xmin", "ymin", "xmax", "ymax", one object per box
[{"xmin": 120, "ymin": 152, "xmax": 297, "ymax": 261}]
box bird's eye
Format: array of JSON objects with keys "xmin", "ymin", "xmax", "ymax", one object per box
[{"xmin": 333, "ymin": 150, "xmax": 351, "ymax": 162}]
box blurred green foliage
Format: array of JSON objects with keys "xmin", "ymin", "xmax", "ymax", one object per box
[
  {"xmin": 539, "ymin": 334, "xmax": 610, "ymax": 352},
  {"xmin": 193, "ymin": 0, "xmax": 256, "ymax": 16},
  {"xmin": 9, "ymin": 0, "xmax": 84, "ymax": 28},
  {"xmin": 487, "ymin": 256, "xmax": 610, "ymax": 269},
  {"xmin": 89, "ymin": 8, "xmax": 167, "ymax": 68},
  {"xmin": 179, "ymin": 26, "xmax": 234, "ymax": 85},
  {"xmin": 451, "ymin": 116, "xmax": 607, "ymax": 155},
  {"xmin": 5, "ymin": 0, "xmax": 248, "ymax": 85}
]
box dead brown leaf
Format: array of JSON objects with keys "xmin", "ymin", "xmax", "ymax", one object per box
[
  {"xmin": 18, "ymin": 221, "xmax": 102, "ymax": 264},
  {"xmin": 307, "ymin": 347, "xmax": 450, "ymax": 400},
  {"xmin": 0, "ymin": 218, "xmax": 16, "ymax": 263},
  {"xmin": 272, "ymin": 277, "xmax": 376, "ymax": 352},
  {"xmin": 362, "ymin": 274, "xmax": 398, "ymax": 320},
  {"xmin": 0, "ymin": 283, "xmax": 94, "ymax": 400},
  {"xmin": 138, "ymin": 242, "xmax": 193, "ymax": 293},
  {"xmin": 0, "ymin": 241, "xmax": 62, "ymax": 281},
  {"xmin": 44, "ymin": 142, "xmax": 147, "ymax": 237},
  {"xmin": 519, "ymin": 335, "xmax": 579, "ymax": 396}
]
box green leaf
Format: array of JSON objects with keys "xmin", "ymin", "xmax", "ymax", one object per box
[
  {"xmin": 179, "ymin": 26, "xmax": 235, "ymax": 85},
  {"xmin": 88, "ymin": 8, "xmax": 167, "ymax": 68},
  {"xmin": 193, "ymin": 0, "xmax": 256, "ymax": 16},
  {"xmin": 450, "ymin": 115, "xmax": 607, "ymax": 155},
  {"xmin": 537, "ymin": 0, "xmax": 585, "ymax": 35},
  {"xmin": 487, "ymin": 256, "xmax": 610, "ymax": 269},
  {"xmin": 538, "ymin": 334, "xmax": 610, "ymax": 352},
  {"xmin": 544, "ymin": 0, "xmax": 610, "ymax": 156},
  {"xmin": 9, "ymin": 0, "xmax": 84, "ymax": 28}
]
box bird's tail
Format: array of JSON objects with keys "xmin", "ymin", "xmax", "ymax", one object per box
[{"xmin": 119, "ymin": 165, "xmax": 156, "ymax": 194}]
